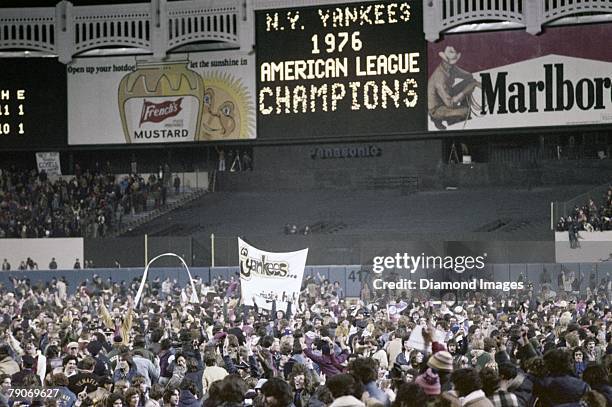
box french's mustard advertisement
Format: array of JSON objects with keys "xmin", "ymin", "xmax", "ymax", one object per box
[{"xmin": 67, "ymin": 52, "xmax": 255, "ymax": 144}]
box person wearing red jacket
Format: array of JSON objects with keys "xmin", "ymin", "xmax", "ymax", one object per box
[{"xmin": 301, "ymin": 337, "xmax": 348, "ymax": 378}]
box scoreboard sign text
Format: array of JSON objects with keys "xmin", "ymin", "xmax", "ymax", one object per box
[
  {"xmin": 256, "ymin": 1, "xmax": 426, "ymax": 140},
  {"xmin": 0, "ymin": 59, "xmax": 67, "ymax": 150}
]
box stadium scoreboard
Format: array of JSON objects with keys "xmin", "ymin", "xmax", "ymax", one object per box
[
  {"xmin": 0, "ymin": 89, "xmax": 26, "ymax": 136},
  {"xmin": 256, "ymin": 0, "xmax": 427, "ymax": 140},
  {"xmin": 0, "ymin": 59, "xmax": 67, "ymax": 149}
]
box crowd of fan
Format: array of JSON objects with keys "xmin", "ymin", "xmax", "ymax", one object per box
[
  {"xmin": 0, "ymin": 271, "xmax": 610, "ymax": 407},
  {"xmin": 0, "ymin": 166, "xmax": 172, "ymax": 239},
  {"xmin": 556, "ymin": 187, "xmax": 612, "ymax": 233}
]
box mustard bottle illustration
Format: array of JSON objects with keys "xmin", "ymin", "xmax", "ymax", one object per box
[{"xmin": 118, "ymin": 58, "xmax": 204, "ymax": 143}]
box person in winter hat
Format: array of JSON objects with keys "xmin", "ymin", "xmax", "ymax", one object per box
[{"xmin": 415, "ymin": 368, "xmax": 441, "ymax": 397}]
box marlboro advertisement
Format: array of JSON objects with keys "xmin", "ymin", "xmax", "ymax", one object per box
[
  {"xmin": 67, "ymin": 51, "xmax": 255, "ymax": 144},
  {"xmin": 427, "ymin": 24, "xmax": 612, "ymax": 131}
]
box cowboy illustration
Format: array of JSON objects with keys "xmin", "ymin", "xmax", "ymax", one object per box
[{"xmin": 427, "ymin": 46, "xmax": 481, "ymax": 130}]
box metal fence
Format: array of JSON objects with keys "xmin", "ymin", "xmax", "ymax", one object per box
[
  {"xmin": 80, "ymin": 235, "xmax": 559, "ymax": 268},
  {"xmin": 1, "ymin": 262, "xmax": 610, "ymax": 300}
]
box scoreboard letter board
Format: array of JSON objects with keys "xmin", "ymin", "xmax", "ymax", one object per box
[
  {"xmin": 0, "ymin": 58, "xmax": 67, "ymax": 150},
  {"xmin": 256, "ymin": 1, "xmax": 427, "ymax": 140}
]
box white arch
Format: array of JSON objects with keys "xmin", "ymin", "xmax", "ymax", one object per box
[{"xmin": 134, "ymin": 252, "xmax": 200, "ymax": 308}]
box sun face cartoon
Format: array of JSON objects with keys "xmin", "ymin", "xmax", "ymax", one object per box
[{"xmin": 198, "ymin": 72, "xmax": 254, "ymax": 140}]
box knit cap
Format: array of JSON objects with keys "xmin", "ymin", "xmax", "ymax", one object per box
[
  {"xmin": 427, "ymin": 350, "xmax": 454, "ymax": 372},
  {"xmin": 415, "ymin": 368, "xmax": 441, "ymax": 396}
]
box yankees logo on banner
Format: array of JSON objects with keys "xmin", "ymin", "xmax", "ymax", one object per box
[{"xmin": 238, "ymin": 238, "xmax": 308, "ymax": 312}]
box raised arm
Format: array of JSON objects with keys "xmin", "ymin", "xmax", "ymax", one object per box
[
  {"xmin": 121, "ymin": 298, "xmax": 134, "ymax": 334},
  {"xmin": 99, "ymin": 301, "xmax": 114, "ymax": 330},
  {"xmin": 301, "ymin": 337, "xmax": 326, "ymax": 366}
]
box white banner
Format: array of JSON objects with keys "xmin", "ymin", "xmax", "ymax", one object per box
[
  {"xmin": 35, "ymin": 152, "xmax": 61, "ymax": 176},
  {"xmin": 67, "ymin": 51, "xmax": 256, "ymax": 145},
  {"xmin": 238, "ymin": 238, "xmax": 308, "ymax": 312}
]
